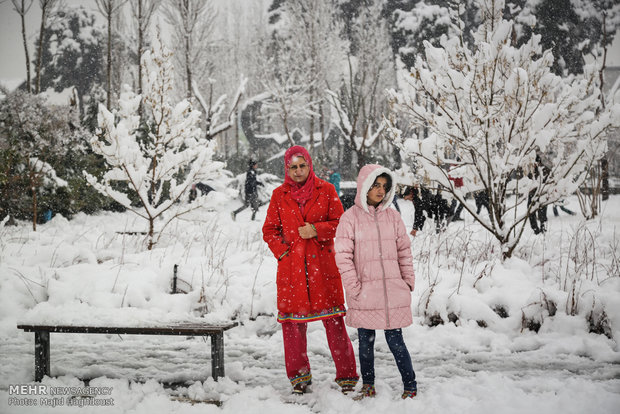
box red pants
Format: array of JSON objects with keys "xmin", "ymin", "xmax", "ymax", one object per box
[{"xmin": 281, "ymin": 316, "xmax": 358, "ymax": 387}]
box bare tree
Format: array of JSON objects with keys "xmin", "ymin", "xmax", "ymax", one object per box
[
  {"xmin": 259, "ymin": 42, "xmax": 317, "ymax": 146},
  {"xmin": 193, "ymin": 77, "xmax": 246, "ymax": 141},
  {"xmin": 274, "ymin": 0, "xmax": 347, "ymax": 154},
  {"xmin": 326, "ymin": 0, "xmax": 394, "ymax": 172},
  {"xmin": 34, "ymin": 0, "xmax": 59, "ymax": 94},
  {"xmin": 163, "ymin": 0, "xmax": 216, "ymax": 100},
  {"xmin": 109, "ymin": 5, "xmax": 135, "ymax": 104},
  {"xmin": 214, "ymin": 0, "xmax": 270, "ymax": 157},
  {"xmin": 96, "ymin": 0, "xmax": 126, "ymax": 109},
  {"xmin": 129, "ymin": 0, "xmax": 160, "ymax": 102},
  {"xmin": 12, "ymin": 0, "xmax": 34, "ymax": 93}
]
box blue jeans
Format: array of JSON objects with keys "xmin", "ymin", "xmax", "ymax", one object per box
[{"xmin": 358, "ymin": 328, "xmax": 417, "ymax": 392}]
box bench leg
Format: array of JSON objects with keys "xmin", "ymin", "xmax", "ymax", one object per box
[
  {"xmin": 210, "ymin": 333, "xmax": 225, "ymax": 380},
  {"xmin": 34, "ymin": 331, "xmax": 50, "ymax": 382}
]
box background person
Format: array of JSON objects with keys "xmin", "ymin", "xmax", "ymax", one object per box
[
  {"xmin": 232, "ymin": 159, "xmax": 263, "ymax": 221},
  {"xmin": 402, "ymin": 185, "xmax": 434, "ymax": 236},
  {"xmin": 328, "ymin": 166, "xmax": 341, "ymax": 196},
  {"xmin": 527, "ymin": 153, "xmax": 551, "ymax": 234}
]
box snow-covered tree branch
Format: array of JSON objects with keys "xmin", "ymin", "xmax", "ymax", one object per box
[
  {"xmin": 84, "ymin": 34, "xmax": 223, "ymax": 249},
  {"xmin": 388, "ymin": 0, "xmax": 620, "ymax": 259},
  {"xmin": 192, "ymin": 76, "xmax": 247, "ymax": 141}
]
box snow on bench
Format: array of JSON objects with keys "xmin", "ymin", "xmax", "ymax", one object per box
[{"xmin": 17, "ymin": 322, "xmax": 238, "ymax": 382}]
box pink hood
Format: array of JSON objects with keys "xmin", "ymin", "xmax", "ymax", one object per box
[{"xmin": 354, "ymin": 164, "xmax": 397, "ymax": 213}]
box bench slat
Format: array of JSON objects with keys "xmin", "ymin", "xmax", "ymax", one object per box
[{"xmin": 17, "ymin": 323, "xmax": 238, "ymax": 336}]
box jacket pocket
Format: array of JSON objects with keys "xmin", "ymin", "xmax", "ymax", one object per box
[{"xmin": 276, "ymin": 254, "xmax": 291, "ymax": 289}]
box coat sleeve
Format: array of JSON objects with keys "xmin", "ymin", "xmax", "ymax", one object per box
[
  {"xmin": 335, "ymin": 212, "xmax": 361, "ymax": 298},
  {"xmin": 394, "ymin": 212, "xmax": 415, "ymax": 291},
  {"xmin": 313, "ymin": 184, "xmax": 344, "ymax": 242},
  {"xmin": 262, "ymin": 190, "xmax": 289, "ymax": 260}
]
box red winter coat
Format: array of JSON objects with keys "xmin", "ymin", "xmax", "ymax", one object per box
[{"xmin": 263, "ymin": 178, "xmax": 345, "ymax": 315}]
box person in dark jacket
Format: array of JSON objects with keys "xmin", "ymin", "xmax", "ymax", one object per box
[
  {"xmin": 232, "ymin": 159, "xmax": 263, "ymax": 221},
  {"xmin": 402, "ymin": 185, "xmax": 434, "ymax": 236},
  {"xmin": 474, "ymin": 190, "xmax": 490, "ymax": 216},
  {"xmin": 528, "ymin": 154, "xmax": 550, "ymax": 234},
  {"xmin": 189, "ymin": 182, "xmax": 215, "ymax": 202}
]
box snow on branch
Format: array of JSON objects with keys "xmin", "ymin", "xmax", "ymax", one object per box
[
  {"xmin": 388, "ymin": 0, "xmax": 620, "ymax": 259},
  {"xmin": 192, "ymin": 76, "xmax": 247, "ymax": 140},
  {"xmin": 84, "ymin": 34, "xmax": 223, "ymax": 249}
]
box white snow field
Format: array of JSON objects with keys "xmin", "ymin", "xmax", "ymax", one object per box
[{"xmin": 1, "ymin": 193, "xmax": 619, "ymax": 413}]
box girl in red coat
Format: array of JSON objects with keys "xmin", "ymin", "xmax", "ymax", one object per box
[{"xmin": 262, "ymin": 145, "xmax": 358, "ymax": 395}]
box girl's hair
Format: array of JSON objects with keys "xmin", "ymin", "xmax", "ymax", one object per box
[{"xmin": 375, "ymin": 172, "xmax": 392, "ymax": 192}]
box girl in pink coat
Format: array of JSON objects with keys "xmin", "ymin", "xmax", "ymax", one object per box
[{"xmin": 335, "ymin": 164, "xmax": 417, "ymax": 399}]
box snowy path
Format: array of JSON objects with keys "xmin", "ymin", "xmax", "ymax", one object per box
[
  {"xmin": 2, "ymin": 197, "xmax": 620, "ymax": 413},
  {"xmin": 2, "ymin": 317, "xmax": 619, "ymax": 413}
]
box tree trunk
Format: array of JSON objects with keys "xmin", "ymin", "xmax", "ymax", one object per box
[
  {"xmin": 283, "ymin": 112, "xmax": 294, "ymax": 147},
  {"xmin": 599, "ymin": 13, "xmax": 609, "ymax": 202},
  {"xmin": 147, "ymin": 217, "xmax": 154, "ymax": 250},
  {"xmin": 319, "ymin": 104, "xmax": 325, "ymax": 157},
  {"xmin": 20, "ymin": 1, "xmax": 32, "ymax": 93},
  {"xmin": 106, "ymin": 10, "xmax": 112, "ymax": 109},
  {"xmin": 235, "ymin": 107, "xmax": 240, "ymax": 155},
  {"xmin": 342, "ymin": 140, "xmax": 352, "ymax": 178},
  {"xmin": 150, "ymin": 152, "xmax": 157, "ymax": 205},
  {"xmin": 35, "ymin": 6, "xmax": 47, "ymax": 94},
  {"xmin": 137, "ymin": 0, "xmax": 143, "ymax": 118},
  {"xmin": 356, "ymin": 149, "xmax": 365, "ymax": 173},
  {"xmin": 185, "ymin": 34, "xmax": 192, "ymax": 100},
  {"xmin": 309, "ymin": 113, "xmax": 315, "ymax": 155},
  {"xmin": 31, "ymin": 172, "xmax": 37, "ymax": 231}
]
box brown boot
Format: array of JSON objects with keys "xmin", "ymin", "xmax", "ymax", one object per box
[{"xmin": 353, "ymin": 384, "xmax": 376, "ymax": 400}]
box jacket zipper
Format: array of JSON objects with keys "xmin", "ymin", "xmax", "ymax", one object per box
[{"xmin": 373, "ymin": 208, "xmax": 390, "ymax": 328}]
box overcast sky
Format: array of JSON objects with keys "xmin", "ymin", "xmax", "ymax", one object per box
[
  {"xmin": 0, "ymin": 0, "xmax": 99, "ymax": 89},
  {"xmin": 1, "ymin": 0, "xmax": 619, "ymax": 90}
]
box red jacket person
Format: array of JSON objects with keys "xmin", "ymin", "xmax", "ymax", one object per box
[{"xmin": 262, "ymin": 145, "xmax": 358, "ymax": 395}]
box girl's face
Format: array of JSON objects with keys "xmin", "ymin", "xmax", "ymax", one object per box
[
  {"xmin": 367, "ymin": 176, "xmax": 389, "ymax": 207},
  {"xmin": 288, "ymin": 156, "xmax": 310, "ymax": 184}
]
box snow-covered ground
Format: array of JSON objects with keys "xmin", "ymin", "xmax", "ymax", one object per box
[{"xmin": 1, "ymin": 193, "xmax": 619, "ymax": 413}]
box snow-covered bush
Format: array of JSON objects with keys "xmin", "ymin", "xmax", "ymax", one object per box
[
  {"xmin": 85, "ymin": 33, "xmax": 223, "ymax": 249},
  {"xmin": 0, "ymin": 89, "xmax": 83, "ymax": 230},
  {"xmin": 388, "ymin": 0, "xmax": 620, "ymax": 259}
]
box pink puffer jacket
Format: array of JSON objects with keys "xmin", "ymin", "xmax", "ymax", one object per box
[{"xmin": 335, "ymin": 164, "xmax": 415, "ymax": 330}]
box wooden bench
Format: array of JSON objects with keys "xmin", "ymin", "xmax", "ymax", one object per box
[{"xmin": 17, "ymin": 322, "xmax": 238, "ymax": 382}]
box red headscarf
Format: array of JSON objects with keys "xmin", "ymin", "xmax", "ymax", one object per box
[{"xmin": 284, "ymin": 145, "xmax": 316, "ymax": 209}]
